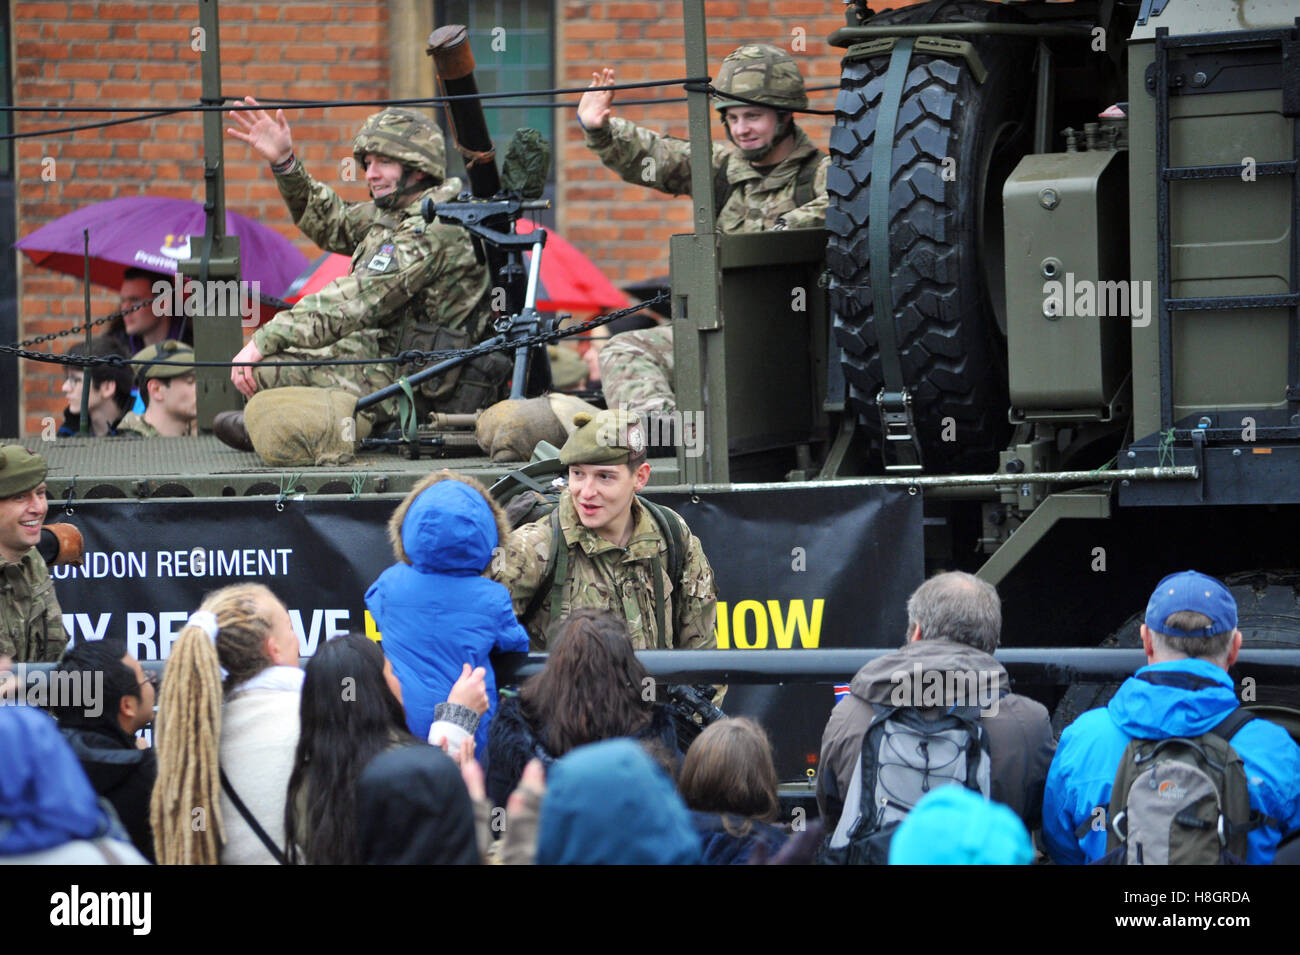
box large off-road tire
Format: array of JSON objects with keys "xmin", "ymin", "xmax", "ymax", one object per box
[
  {"xmin": 827, "ymin": 1, "xmax": 1034, "ymax": 472},
  {"xmin": 1050, "ymin": 571, "xmax": 1300, "ymax": 741}
]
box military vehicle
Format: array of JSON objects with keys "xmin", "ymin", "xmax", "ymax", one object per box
[{"xmin": 10, "ymin": 0, "xmax": 1300, "ymax": 782}]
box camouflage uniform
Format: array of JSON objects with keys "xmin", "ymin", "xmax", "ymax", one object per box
[
  {"xmin": 0, "ymin": 550, "xmax": 66, "ymax": 663},
  {"xmin": 491, "ymin": 490, "xmax": 717, "ymax": 651},
  {"xmin": 490, "ymin": 408, "xmax": 717, "ymax": 650},
  {"xmin": 114, "ymin": 411, "xmax": 160, "ymax": 438},
  {"xmin": 587, "ymin": 44, "xmax": 828, "ymax": 417},
  {"xmin": 250, "ymin": 110, "xmax": 502, "ymax": 425},
  {"xmin": 0, "ymin": 445, "xmax": 65, "ymax": 663}
]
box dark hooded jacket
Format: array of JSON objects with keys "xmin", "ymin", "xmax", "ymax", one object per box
[
  {"xmin": 365, "ymin": 472, "xmax": 530, "ymax": 754},
  {"xmin": 60, "ymin": 723, "xmax": 157, "ymax": 862},
  {"xmin": 816, "ymin": 638, "xmax": 1055, "ymax": 834},
  {"xmin": 486, "ymin": 693, "xmax": 682, "ymax": 809},
  {"xmin": 356, "ymin": 743, "xmax": 480, "ymax": 865},
  {"xmin": 688, "ymin": 811, "xmax": 789, "ymax": 865}
]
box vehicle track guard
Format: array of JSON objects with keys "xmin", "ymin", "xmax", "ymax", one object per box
[{"xmin": 843, "ymin": 36, "xmax": 986, "ymax": 84}]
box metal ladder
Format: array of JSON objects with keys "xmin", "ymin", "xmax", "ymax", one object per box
[{"xmin": 1153, "ymin": 22, "xmax": 1300, "ymax": 443}]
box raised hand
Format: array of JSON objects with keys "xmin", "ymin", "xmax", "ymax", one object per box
[
  {"xmin": 226, "ymin": 95, "xmax": 294, "ymax": 165},
  {"xmin": 577, "ymin": 68, "xmax": 616, "ymax": 131},
  {"xmin": 447, "ymin": 662, "xmax": 489, "ymax": 715}
]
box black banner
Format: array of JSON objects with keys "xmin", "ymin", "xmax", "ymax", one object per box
[{"xmin": 50, "ymin": 484, "xmax": 922, "ymax": 778}]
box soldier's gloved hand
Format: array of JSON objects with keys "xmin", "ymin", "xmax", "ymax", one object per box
[
  {"xmin": 39, "ymin": 523, "xmax": 84, "ymax": 567},
  {"xmin": 577, "ymin": 67, "xmax": 616, "ymax": 131}
]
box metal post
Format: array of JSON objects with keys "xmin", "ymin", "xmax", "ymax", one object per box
[
  {"xmin": 676, "ymin": 0, "xmax": 727, "ymax": 484},
  {"xmin": 184, "ymin": 0, "xmax": 244, "ymax": 429},
  {"xmin": 79, "ymin": 230, "xmax": 91, "ymax": 435}
]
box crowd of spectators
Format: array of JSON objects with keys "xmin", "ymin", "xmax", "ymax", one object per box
[{"xmin": 4, "ymin": 499, "xmax": 1299, "ymax": 865}]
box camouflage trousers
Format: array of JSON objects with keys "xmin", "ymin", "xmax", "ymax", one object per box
[
  {"xmin": 598, "ymin": 323, "xmax": 676, "ymax": 417},
  {"xmin": 253, "ymin": 330, "xmax": 406, "ymax": 425},
  {"xmin": 254, "ymin": 328, "xmax": 511, "ymax": 427}
]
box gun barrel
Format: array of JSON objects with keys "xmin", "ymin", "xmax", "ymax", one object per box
[{"xmin": 427, "ymin": 25, "xmax": 501, "ymax": 199}]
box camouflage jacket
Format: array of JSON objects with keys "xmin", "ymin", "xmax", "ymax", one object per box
[
  {"xmin": 252, "ymin": 162, "xmax": 490, "ymax": 359},
  {"xmin": 0, "ymin": 549, "xmax": 67, "ymax": 663},
  {"xmin": 490, "ymin": 491, "xmax": 717, "ymax": 651},
  {"xmin": 115, "ymin": 411, "xmax": 159, "ymax": 438},
  {"xmin": 583, "ymin": 116, "xmax": 828, "ymax": 232}
]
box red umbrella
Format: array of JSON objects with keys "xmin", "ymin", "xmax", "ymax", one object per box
[
  {"xmin": 282, "ymin": 219, "xmax": 630, "ymax": 313},
  {"xmin": 16, "ymin": 196, "xmax": 310, "ymax": 324}
]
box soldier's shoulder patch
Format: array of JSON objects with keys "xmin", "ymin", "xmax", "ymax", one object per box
[{"xmin": 366, "ymin": 244, "xmax": 396, "ymax": 272}]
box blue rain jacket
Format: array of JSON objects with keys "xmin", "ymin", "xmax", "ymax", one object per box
[{"xmin": 1043, "ymin": 658, "xmax": 1300, "ymax": 864}]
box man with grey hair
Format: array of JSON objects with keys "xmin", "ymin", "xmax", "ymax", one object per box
[{"xmin": 816, "ymin": 571, "xmax": 1055, "ymax": 848}]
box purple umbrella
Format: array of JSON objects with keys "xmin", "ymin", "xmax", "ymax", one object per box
[{"xmin": 15, "ymin": 196, "xmax": 309, "ymax": 322}]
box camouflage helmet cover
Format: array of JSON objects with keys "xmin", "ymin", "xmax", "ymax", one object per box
[
  {"xmin": 714, "ymin": 44, "xmax": 807, "ymax": 113},
  {"xmin": 352, "ymin": 107, "xmax": 447, "ymax": 181}
]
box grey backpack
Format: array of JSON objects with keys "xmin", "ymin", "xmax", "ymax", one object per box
[
  {"xmin": 1098, "ymin": 701, "xmax": 1260, "ymax": 865},
  {"xmin": 822, "ymin": 704, "xmax": 992, "ymax": 865}
]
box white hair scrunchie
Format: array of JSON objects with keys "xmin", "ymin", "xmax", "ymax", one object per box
[{"xmin": 186, "ymin": 610, "xmax": 220, "ymax": 643}]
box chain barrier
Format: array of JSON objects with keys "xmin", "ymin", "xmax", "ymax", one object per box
[{"xmin": 3, "ymin": 292, "xmax": 668, "ymax": 375}]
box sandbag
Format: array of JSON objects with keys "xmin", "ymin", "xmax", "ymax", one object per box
[
  {"xmin": 244, "ymin": 387, "xmax": 371, "ymax": 467},
  {"xmin": 475, "ymin": 393, "xmax": 600, "ymax": 463}
]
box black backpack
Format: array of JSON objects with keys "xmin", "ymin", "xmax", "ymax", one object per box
[{"xmin": 821, "ymin": 704, "xmax": 993, "ymax": 865}]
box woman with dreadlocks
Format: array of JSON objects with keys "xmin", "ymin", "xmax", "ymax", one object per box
[{"xmin": 150, "ymin": 583, "xmax": 302, "ymax": 865}]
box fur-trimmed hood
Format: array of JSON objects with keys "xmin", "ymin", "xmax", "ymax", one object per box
[{"xmin": 386, "ymin": 469, "xmax": 512, "ymax": 572}]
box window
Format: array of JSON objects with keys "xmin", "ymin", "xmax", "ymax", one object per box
[{"xmin": 433, "ymin": 0, "xmax": 556, "ymax": 224}]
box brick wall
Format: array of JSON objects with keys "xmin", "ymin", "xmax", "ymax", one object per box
[
  {"xmin": 12, "ymin": 0, "xmax": 922, "ymax": 435},
  {"xmin": 556, "ymin": 0, "xmax": 868, "ymax": 286},
  {"xmin": 12, "ymin": 1, "xmax": 387, "ymax": 435}
]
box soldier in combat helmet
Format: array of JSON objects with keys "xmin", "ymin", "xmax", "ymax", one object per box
[
  {"xmin": 215, "ymin": 98, "xmax": 508, "ymax": 448},
  {"xmin": 490, "ymin": 409, "xmax": 717, "ymax": 652},
  {"xmin": 578, "ymin": 44, "xmax": 829, "ymax": 423}
]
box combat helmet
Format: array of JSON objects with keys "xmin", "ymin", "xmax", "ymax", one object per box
[
  {"xmin": 352, "ymin": 107, "xmax": 447, "ymax": 186},
  {"xmin": 714, "ymin": 44, "xmax": 808, "ymax": 113}
]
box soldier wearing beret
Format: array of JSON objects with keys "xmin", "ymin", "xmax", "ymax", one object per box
[
  {"xmin": 0, "ymin": 445, "xmax": 66, "ymax": 663},
  {"xmin": 117, "ymin": 340, "xmax": 197, "ymax": 438},
  {"xmin": 490, "ymin": 409, "xmax": 717, "ymax": 651}
]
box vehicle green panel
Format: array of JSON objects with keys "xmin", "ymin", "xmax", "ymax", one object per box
[
  {"xmin": 1004, "ymin": 149, "xmax": 1129, "ymax": 414},
  {"xmin": 1129, "ymin": 52, "xmax": 1294, "ymax": 439}
]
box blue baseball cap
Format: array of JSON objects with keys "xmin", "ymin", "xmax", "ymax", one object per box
[{"xmin": 1144, "ymin": 570, "xmax": 1238, "ymax": 637}]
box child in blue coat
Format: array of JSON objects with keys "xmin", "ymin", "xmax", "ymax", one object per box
[{"xmin": 365, "ymin": 471, "xmax": 529, "ymax": 761}]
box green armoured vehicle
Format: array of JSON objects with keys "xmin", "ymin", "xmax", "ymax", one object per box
[{"xmin": 12, "ymin": 0, "xmax": 1300, "ymax": 775}]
